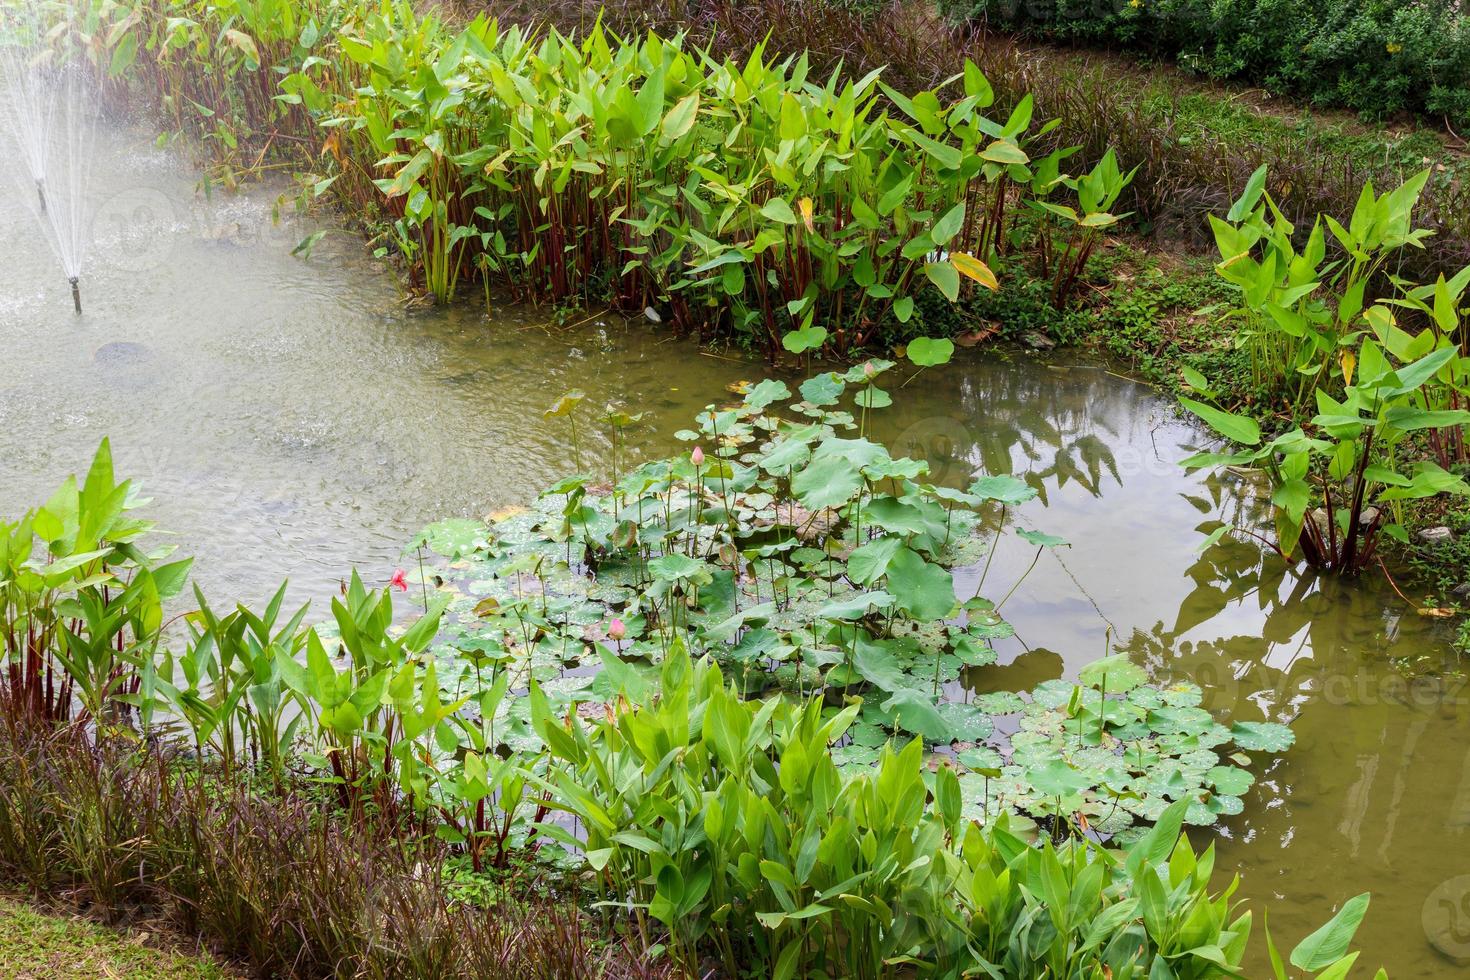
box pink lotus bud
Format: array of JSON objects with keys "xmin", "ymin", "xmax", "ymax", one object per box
[
  {"xmin": 863, "ymin": 361, "xmax": 876, "ymax": 378},
  {"xmin": 691, "ymin": 446, "xmax": 705, "ymax": 466},
  {"xmin": 608, "ymin": 618, "xmax": 627, "ymax": 641},
  {"xmin": 390, "ymin": 569, "xmax": 409, "ymax": 592}
]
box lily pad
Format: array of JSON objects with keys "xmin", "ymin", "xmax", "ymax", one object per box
[
  {"xmin": 799, "ymin": 372, "xmax": 846, "ymax": 406},
  {"xmin": 1229, "ymin": 721, "xmax": 1295, "ymax": 752},
  {"xmin": 938, "ymin": 701, "xmax": 995, "ymax": 741},
  {"xmin": 1077, "ymin": 654, "xmax": 1149, "ymax": 693}
]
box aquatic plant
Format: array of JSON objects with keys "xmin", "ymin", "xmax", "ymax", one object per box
[
  {"xmin": 1183, "ymin": 346, "xmax": 1470, "ymax": 573},
  {"xmin": 1031, "ymin": 148, "xmax": 1137, "ymax": 307},
  {"xmin": 82, "ymin": 0, "xmax": 1136, "ymax": 355},
  {"xmin": 2, "ymin": 378, "xmax": 1290, "ymax": 843},
  {"xmin": 530, "ymin": 644, "xmax": 1372, "ymax": 978},
  {"xmin": 1182, "ymin": 169, "xmax": 1470, "ymax": 572},
  {"xmin": 413, "ymin": 364, "xmax": 1289, "ymax": 843},
  {"xmin": 310, "ymin": 13, "xmax": 1036, "ymax": 349},
  {"xmin": 0, "ymin": 439, "xmax": 191, "ymax": 724},
  {"xmin": 1206, "ymin": 166, "xmax": 1441, "ymax": 402},
  {"xmin": 0, "ymin": 419, "xmax": 1379, "ymax": 977}
]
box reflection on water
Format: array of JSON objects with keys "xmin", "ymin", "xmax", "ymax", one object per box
[
  {"xmin": 865, "ymin": 359, "xmax": 1467, "ymax": 976},
  {"xmin": 1, "ymin": 113, "xmax": 1465, "ymax": 977}
]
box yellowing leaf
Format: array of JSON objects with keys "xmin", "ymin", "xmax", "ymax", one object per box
[
  {"xmin": 661, "ymin": 92, "xmax": 699, "ymax": 141},
  {"xmin": 951, "ymin": 253, "xmax": 998, "ymax": 291},
  {"xmin": 544, "ymin": 389, "xmax": 586, "ymax": 418},
  {"xmin": 223, "ymin": 28, "xmax": 260, "ymax": 67},
  {"xmin": 1341, "ymin": 349, "xmax": 1356, "ymax": 386},
  {"xmin": 798, "ymin": 197, "xmax": 814, "ymax": 233}
]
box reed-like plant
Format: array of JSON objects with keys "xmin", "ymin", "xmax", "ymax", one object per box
[{"xmin": 81, "ymin": 0, "xmax": 1145, "ymax": 358}]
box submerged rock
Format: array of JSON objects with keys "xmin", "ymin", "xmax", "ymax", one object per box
[
  {"xmin": 94, "ymin": 341, "xmax": 152, "ymax": 365},
  {"xmin": 202, "ymin": 220, "xmax": 248, "ymax": 246}
]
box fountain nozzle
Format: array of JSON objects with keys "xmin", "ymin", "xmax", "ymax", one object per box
[
  {"xmin": 69, "ymin": 277, "xmax": 81, "ymax": 315},
  {"xmin": 35, "ymin": 178, "xmax": 46, "ymax": 214}
]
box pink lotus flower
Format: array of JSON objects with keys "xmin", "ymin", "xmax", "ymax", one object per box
[
  {"xmin": 691, "ymin": 445, "xmax": 705, "ymax": 466},
  {"xmin": 607, "ymin": 617, "xmax": 627, "ymax": 641},
  {"xmin": 390, "ymin": 569, "xmax": 409, "ymax": 592}
]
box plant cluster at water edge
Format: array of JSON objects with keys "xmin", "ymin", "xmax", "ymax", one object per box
[
  {"xmin": 1178, "ymin": 168, "xmax": 1470, "ymax": 575},
  {"xmin": 0, "ymin": 375, "xmax": 1385, "ymax": 976},
  {"xmin": 69, "ymin": 0, "xmax": 1147, "ymax": 360}
]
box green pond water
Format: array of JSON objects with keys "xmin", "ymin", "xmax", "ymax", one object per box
[{"xmin": 2, "ymin": 120, "xmax": 1468, "ymax": 976}]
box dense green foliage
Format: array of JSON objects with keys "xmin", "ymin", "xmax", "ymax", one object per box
[
  {"xmin": 63, "ymin": 0, "xmax": 1148, "ymax": 356},
  {"xmin": 0, "ymin": 394, "xmax": 1381, "ymax": 976},
  {"xmin": 424, "ymin": 365, "xmax": 1289, "ymax": 841},
  {"xmin": 534, "ymin": 650, "xmax": 1369, "ymax": 978},
  {"xmin": 1179, "ymin": 169, "xmax": 1470, "ymax": 572},
  {"xmin": 947, "ymin": 0, "xmax": 1470, "ymax": 128},
  {"xmin": 505, "ymin": 0, "xmax": 1470, "ymax": 284}
]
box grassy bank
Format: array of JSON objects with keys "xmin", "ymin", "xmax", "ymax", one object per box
[{"xmin": 0, "ymin": 896, "xmax": 231, "ymax": 979}]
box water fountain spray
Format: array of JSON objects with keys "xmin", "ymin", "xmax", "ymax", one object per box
[
  {"xmin": 48, "ymin": 65, "xmax": 97, "ymax": 316},
  {"xmin": 2, "ymin": 11, "xmax": 98, "ymax": 315},
  {"xmin": 0, "ymin": 6, "xmax": 55, "ymax": 214}
]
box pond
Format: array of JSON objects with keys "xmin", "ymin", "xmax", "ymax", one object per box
[{"xmin": 2, "ymin": 117, "xmax": 1466, "ymax": 976}]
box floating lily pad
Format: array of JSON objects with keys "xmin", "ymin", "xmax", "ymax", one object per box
[
  {"xmin": 1229, "ymin": 721, "xmax": 1295, "ymax": 752},
  {"xmin": 938, "ymin": 702, "xmax": 995, "ymax": 741},
  {"xmin": 413, "ymin": 518, "xmax": 492, "ymax": 558},
  {"xmin": 1078, "ymin": 654, "xmax": 1149, "ymax": 693},
  {"xmin": 1206, "ymin": 765, "xmax": 1254, "ymax": 796},
  {"xmin": 973, "ymin": 691, "xmax": 1026, "ymax": 714},
  {"xmin": 956, "ymin": 746, "xmax": 1003, "ymax": 770}
]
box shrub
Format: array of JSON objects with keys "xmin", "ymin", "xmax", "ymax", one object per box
[{"xmin": 948, "ymin": 0, "xmax": 1470, "ymax": 129}]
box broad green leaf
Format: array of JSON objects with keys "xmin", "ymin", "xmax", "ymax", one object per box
[
  {"xmin": 1290, "ymin": 894, "xmax": 1371, "ymax": 971},
  {"xmin": 907, "ymin": 337, "xmax": 955, "ymax": 367},
  {"xmin": 885, "ymin": 546, "xmax": 956, "ymax": 620},
  {"xmin": 1179, "ymin": 397, "xmax": 1262, "ymax": 446}
]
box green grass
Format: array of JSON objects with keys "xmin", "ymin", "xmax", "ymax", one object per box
[
  {"xmin": 950, "ymin": 235, "xmax": 1252, "ymax": 404},
  {"xmin": 1139, "ymin": 90, "xmax": 1467, "ymax": 180},
  {"xmin": 0, "ymin": 897, "xmax": 231, "ymax": 979}
]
